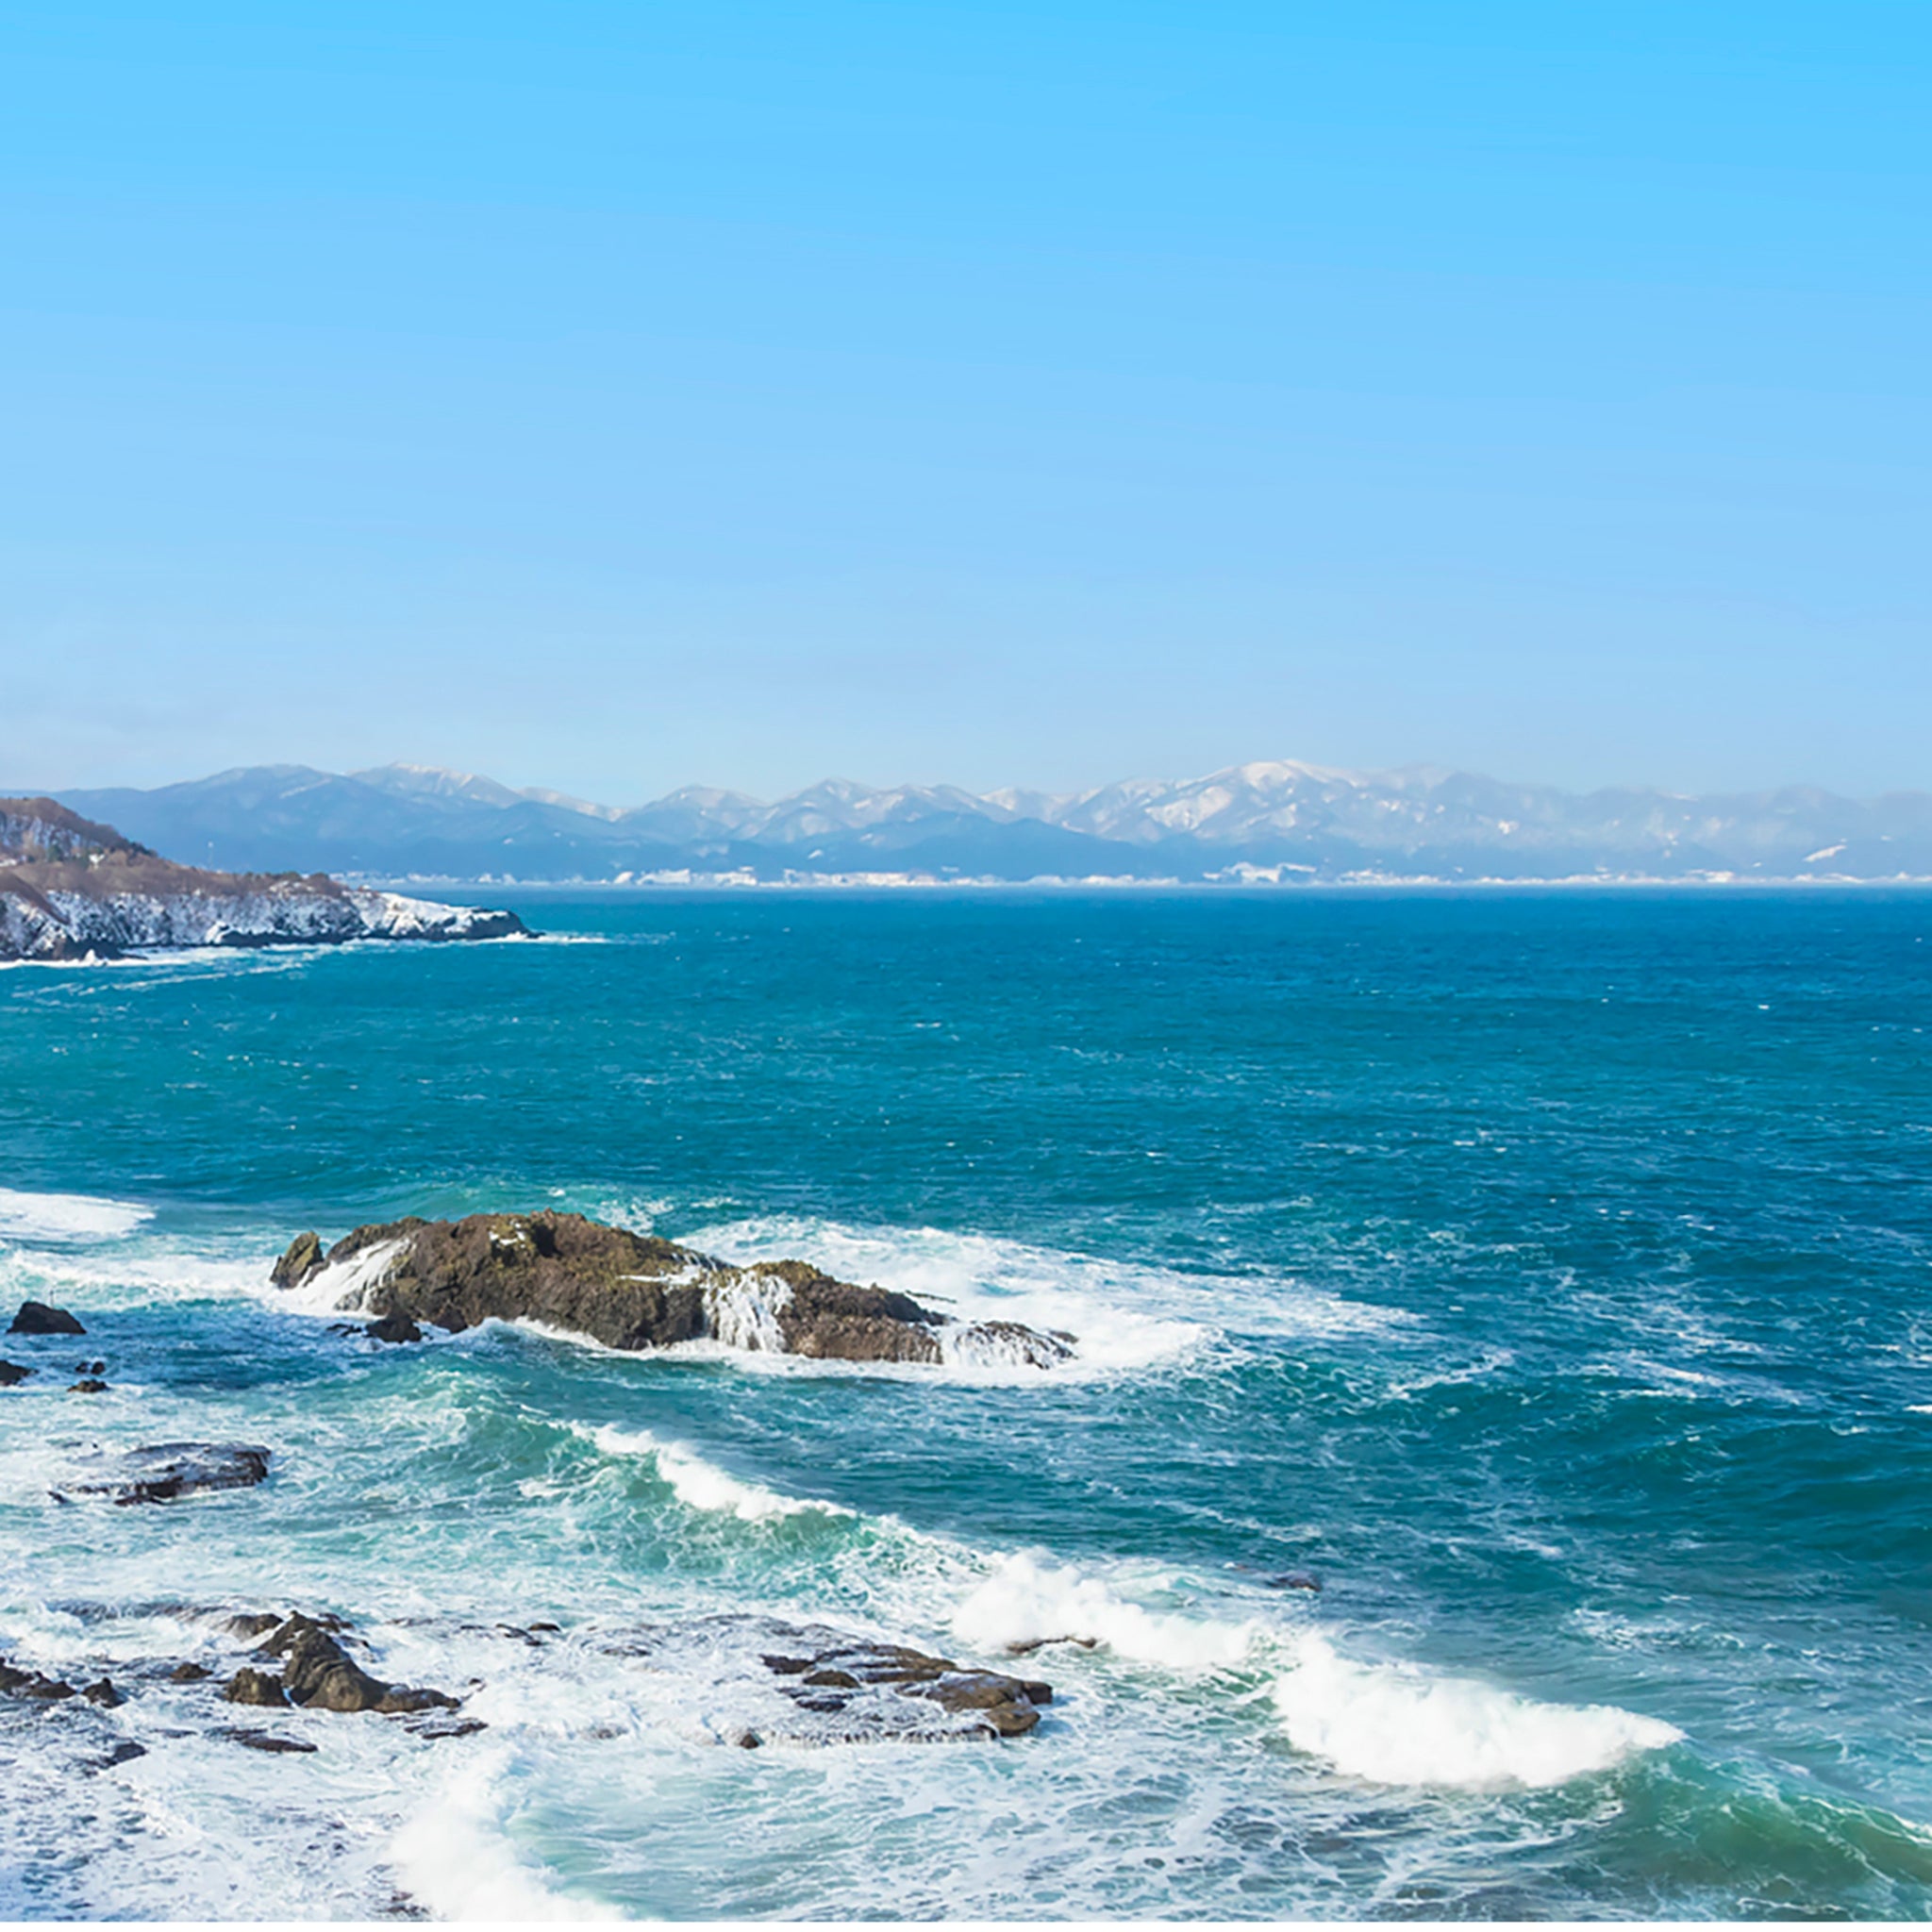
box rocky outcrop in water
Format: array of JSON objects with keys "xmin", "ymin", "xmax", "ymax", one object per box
[
  {"xmin": 0, "ymin": 1359, "xmax": 32, "ymax": 1386},
  {"xmin": 9, "ymin": 1300, "xmax": 85, "ymax": 1336},
  {"xmin": 0, "ymin": 1657, "xmax": 78, "ymax": 1702},
  {"xmin": 758, "ymin": 1633, "xmax": 1049, "ymax": 1739},
  {"xmin": 224, "ymin": 1614, "xmax": 460, "ymax": 1717},
  {"xmin": 0, "ymin": 796, "xmax": 525, "ymax": 960},
  {"xmin": 591, "ymin": 1614, "xmax": 1055, "ymax": 1746},
  {"xmin": 58, "ymin": 1442, "xmax": 273, "ymax": 1506},
  {"xmin": 274, "ymin": 1211, "xmax": 1076, "ymax": 1370}
]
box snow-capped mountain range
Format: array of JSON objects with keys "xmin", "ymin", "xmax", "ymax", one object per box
[{"xmin": 46, "ymin": 760, "xmax": 1932, "ymax": 884}]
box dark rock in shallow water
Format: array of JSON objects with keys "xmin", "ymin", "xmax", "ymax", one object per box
[
  {"xmin": 614, "ymin": 1617, "xmax": 1052, "ymax": 1745},
  {"xmin": 1003, "ymin": 1634, "xmax": 1098, "ymax": 1656},
  {"xmin": 272, "ymin": 1230, "xmax": 325, "ymax": 1289},
  {"xmin": 75, "ymin": 1359, "xmax": 105, "ymax": 1375},
  {"xmin": 222, "ymin": 1667, "xmax": 289, "ymax": 1707},
  {"xmin": 257, "ymin": 1614, "xmax": 459, "ymax": 1717},
  {"xmin": 81, "ymin": 1676, "xmax": 124, "ymax": 1707},
  {"xmin": 169, "ymin": 1661, "xmax": 212, "ymax": 1682},
  {"xmin": 279, "ymin": 1210, "xmax": 1076, "ymax": 1369},
  {"xmin": 366, "ymin": 1311, "xmax": 423, "ymax": 1344},
  {"xmin": 223, "ymin": 1611, "xmax": 283, "ymax": 1641},
  {"xmin": 404, "ymin": 1715, "xmax": 488, "ymax": 1741},
  {"xmin": 60, "ymin": 1442, "xmax": 272, "ymax": 1505},
  {"xmin": 219, "ymin": 1726, "xmax": 317, "ymax": 1755},
  {"xmin": 0, "ymin": 1658, "xmax": 75, "ymax": 1700},
  {"xmin": 0, "ymin": 1359, "xmax": 32, "ymax": 1386},
  {"xmin": 68, "ymin": 1378, "xmax": 108, "ymax": 1394},
  {"xmin": 9, "ymin": 1300, "xmax": 85, "ymax": 1336}
]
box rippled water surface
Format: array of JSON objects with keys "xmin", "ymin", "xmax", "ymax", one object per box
[{"xmin": 2, "ymin": 889, "xmax": 1930, "ymax": 1919}]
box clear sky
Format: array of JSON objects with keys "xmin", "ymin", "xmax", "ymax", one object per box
[{"xmin": 3, "ymin": 1, "xmax": 1926, "ymax": 804}]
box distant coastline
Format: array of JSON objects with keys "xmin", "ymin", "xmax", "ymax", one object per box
[
  {"xmin": 28, "ymin": 758, "xmax": 1932, "ymax": 888},
  {"xmin": 382, "ymin": 871, "xmax": 1932, "ymax": 892}
]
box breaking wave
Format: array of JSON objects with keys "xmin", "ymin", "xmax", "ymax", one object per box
[
  {"xmin": 952, "ymin": 1552, "xmax": 1257, "ymax": 1669},
  {"xmin": 1271, "ymin": 1634, "xmax": 1683, "ymax": 1789},
  {"xmin": 0, "ymin": 1186, "xmax": 152, "ymax": 1243},
  {"xmin": 580, "ymin": 1424, "xmax": 854, "ymax": 1524}
]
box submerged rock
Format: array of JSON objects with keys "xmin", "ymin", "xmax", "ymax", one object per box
[
  {"xmin": 276, "ymin": 1211, "xmax": 1076, "ymax": 1370},
  {"xmin": 8, "ymin": 1300, "xmax": 85, "ymax": 1336},
  {"xmin": 0, "ymin": 1359, "xmax": 33, "ymax": 1386},
  {"xmin": 612, "ymin": 1616, "xmax": 1053, "ymax": 1745},
  {"xmin": 218, "ymin": 1727, "xmax": 317, "ymax": 1755},
  {"xmin": 68, "ymin": 1378, "xmax": 108, "ymax": 1394},
  {"xmin": 58, "ymin": 1442, "xmax": 272, "ymax": 1506}
]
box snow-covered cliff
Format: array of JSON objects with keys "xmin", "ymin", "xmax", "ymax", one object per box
[{"xmin": 0, "ymin": 796, "xmax": 525, "ymax": 960}]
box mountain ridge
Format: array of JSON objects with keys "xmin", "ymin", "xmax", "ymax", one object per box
[{"xmin": 39, "ymin": 760, "xmax": 1932, "ymax": 885}]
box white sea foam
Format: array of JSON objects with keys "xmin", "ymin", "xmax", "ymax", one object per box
[
  {"xmin": 583, "ymin": 1423, "xmax": 853, "ymax": 1523},
  {"xmin": 952, "ymin": 1552, "xmax": 1257, "ymax": 1669},
  {"xmin": 679, "ymin": 1215, "xmax": 1257, "ymax": 1374},
  {"xmin": 1271, "ymin": 1634, "xmax": 1682, "ymax": 1789},
  {"xmin": 703, "ymin": 1272, "xmax": 793, "ymax": 1352},
  {"xmin": 0, "ymin": 1185, "xmax": 151, "ymax": 1242},
  {"xmin": 270, "ymin": 1236, "xmax": 408, "ymax": 1316},
  {"xmin": 391, "ymin": 1745, "xmax": 620, "ymax": 1921}
]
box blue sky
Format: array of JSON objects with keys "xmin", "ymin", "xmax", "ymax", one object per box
[{"xmin": 3, "ymin": 1, "xmax": 1926, "ymax": 802}]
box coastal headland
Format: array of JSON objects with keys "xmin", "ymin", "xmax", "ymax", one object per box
[{"xmin": 0, "ymin": 796, "xmax": 524, "ymax": 960}]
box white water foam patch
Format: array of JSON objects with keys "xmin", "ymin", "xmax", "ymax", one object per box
[
  {"xmin": 262, "ymin": 1236, "xmax": 408, "ymax": 1318},
  {"xmin": 953, "ymin": 1553, "xmax": 1257, "ymax": 1669},
  {"xmin": 582, "ymin": 1424, "xmax": 854, "ymax": 1524},
  {"xmin": 680, "ymin": 1216, "xmax": 1234, "ymax": 1374},
  {"xmin": 390, "ymin": 1743, "xmax": 619, "ymax": 1922},
  {"xmin": 0, "ymin": 1186, "xmax": 151, "ymax": 1243},
  {"xmin": 1271, "ymin": 1634, "xmax": 1682, "ymax": 1790},
  {"xmin": 0, "ymin": 1232, "xmax": 274, "ymax": 1332},
  {"xmin": 704, "ymin": 1272, "xmax": 792, "ymax": 1353}
]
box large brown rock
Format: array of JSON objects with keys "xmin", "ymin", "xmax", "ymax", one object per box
[{"xmin": 278, "ymin": 1210, "xmax": 1074, "ymax": 1370}]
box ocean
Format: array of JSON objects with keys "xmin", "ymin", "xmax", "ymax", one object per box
[{"xmin": 2, "ymin": 888, "xmax": 1929, "ymax": 1920}]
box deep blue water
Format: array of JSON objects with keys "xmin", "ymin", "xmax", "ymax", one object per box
[{"xmin": 2, "ymin": 889, "xmax": 1929, "ymax": 1919}]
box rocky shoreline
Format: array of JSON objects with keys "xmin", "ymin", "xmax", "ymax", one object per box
[
  {"xmin": 2, "ymin": 1598, "xmax": 1053, "ymax": 1756},
  {"xmin": 0, "ymin": 797, "xmax": 525, "ymax": 960},
  {"xmin": 274, "ymin": 1210, "xmax": 1078, "ymax": 1369}
]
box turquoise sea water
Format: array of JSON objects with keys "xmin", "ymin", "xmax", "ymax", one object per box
[{"xmin": 2, "ymin": 889, "xmax": 1930, "ymax": 1920}]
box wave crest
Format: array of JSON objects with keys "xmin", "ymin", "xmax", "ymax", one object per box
[{"xmin": 1272, "ymin": 1635, "xmax": 1682, "ymax": 1789}]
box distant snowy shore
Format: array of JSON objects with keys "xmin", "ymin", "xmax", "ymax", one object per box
[
  {"xmin": 0, "ymin": 798, "xmax": 525, "ymax": 961},
  {"xmin": 344, "ymin": 868, "xmax": 1932, "ymax": 892}
]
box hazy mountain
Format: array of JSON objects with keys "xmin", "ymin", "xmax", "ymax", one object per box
[{"xmin": 47, "ymin": 760, "xmax": 1932, "ymax": 884}]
